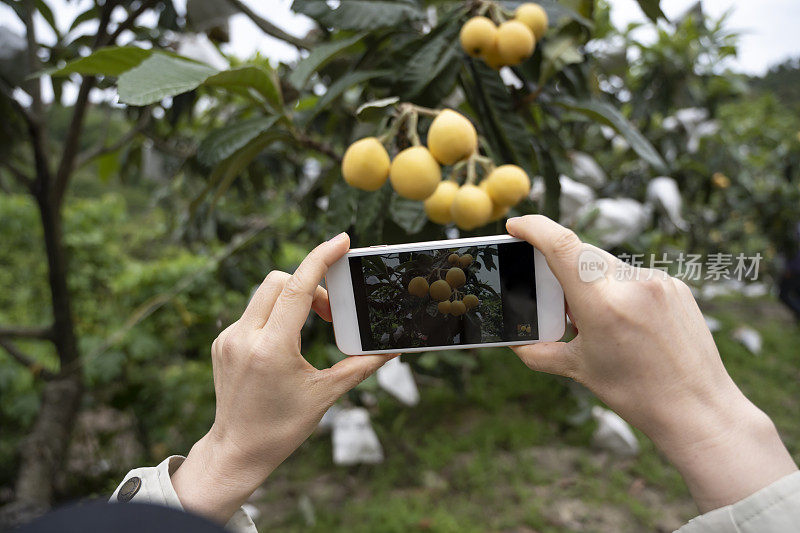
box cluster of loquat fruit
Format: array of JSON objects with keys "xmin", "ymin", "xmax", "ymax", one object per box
[
  {"xmin": 407, "ymin": 253, "xmax": 480, "ymax": 317},
  {"xmin": 460, "ymin": 2, "xmax": 548, "ymax": 69},
  {"xmin": 341, "ymin": 105, "xmax": 531, "ymax": 231}
]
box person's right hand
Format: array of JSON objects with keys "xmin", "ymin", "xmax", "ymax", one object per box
[{"xmin": 506, "ymin": 215, "xmax": 796, "ymax": 513}]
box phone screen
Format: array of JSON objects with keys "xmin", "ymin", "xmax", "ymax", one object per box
[{"xmin": 348, "ymin": 241, "xmax": 538, "ymax": 351}]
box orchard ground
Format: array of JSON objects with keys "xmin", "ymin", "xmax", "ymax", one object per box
[{"xmin": 244, "ymin": 295, "xmax": 799, "ymax": 532}]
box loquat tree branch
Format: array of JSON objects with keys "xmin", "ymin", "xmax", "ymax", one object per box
[
  {"xmin": 293, "ymin": 131, "xmax": 342, "ymax": 163},
  {"xmin": 0, "ymin": 325, "xmax": 55, "ymax": 341},
  {"xmin": 53, "ymin": 76, "xmax": 96, "ymax": 205},
  {"xmin": 1, "ymin": 161, "xmax": 35, "ymax": 191},
  {"xmin": 0, "ymin": 338, "xmax": 55, "ymax": 380},
  {"xmin": 53, "ymin": 0, "xmax": 156, "ymax": 205},
  {"xmin": 16, "ymin": 1, "xmax": 52, "ymax": 196},
  {"xmin": 222, "ymin": 0, "xmax": 313, "ymax": 50},
  {"xmin": 104, "ymin": 0, "xmax": 158, "ymax": 46},
  {"xmin": 75, "ymin": 110, "xmax": 152, "ymax": 169},
  {"xmin": 22, "ymin": 0, "xmax": 43, "ymax": 120}
]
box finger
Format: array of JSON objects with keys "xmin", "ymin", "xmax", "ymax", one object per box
[
  {"xmin": 266, "ymin": 233, "xmax": 350, "ymax": 339},
  {"xmin": 506, "ymin": 215, "xmax": 604, "ymax": 299},
  {"xmin": 513, "ymin": 340, "xmax": 579, "ymax": 379},
  {"xmin": 566, "ymin": 302, "xmax": 578, "ymax": 335},
  {"xmin": 311, "ymin": 288, "xmax": 333, "ymax": 322},
  {"xmin": 239, "ymin": 271, "xmax": 332, "ymax": 329},
  {"xmin": 322, "ymin": 353, "xmax": 399, "ymax": 400}
]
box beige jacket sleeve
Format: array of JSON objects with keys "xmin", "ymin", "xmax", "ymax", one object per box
[
  {"xmin": 109, "ymin": 455, "xmax": 258, "ymax": 533},
  {"xmin": 676, "ymin": 471, "xmax": 800, "ymax": 532}
]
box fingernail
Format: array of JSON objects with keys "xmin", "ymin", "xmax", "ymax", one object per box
[
  {"xmin": 506, "ymin": 217, "xmax": 520, "ymax": 228},
  {"xmin": 328, "ymin": 232, "xmax": 348, "ymax": 244}
]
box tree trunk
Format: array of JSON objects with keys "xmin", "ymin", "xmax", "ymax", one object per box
[
  {"xmin": 13, "ymin": 376, "xmax": 82, "ymax": 504},
  {"xmin": 11, "ymin": 193, "xmax": 83, "ymax": 511}
]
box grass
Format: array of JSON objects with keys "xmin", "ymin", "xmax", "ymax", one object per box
[{"xmin": 252, "ymin": 296, "xmax": 799, "ymax": 532}]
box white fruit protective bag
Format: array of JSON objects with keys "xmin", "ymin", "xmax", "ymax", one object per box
[
  {"xmin": 376, "ymin": 357, "xmax": 420, "ymax": 407},
  {"xmin": 591, "ymin": 406, "xmax": 640, "ymax": 456},
  {"xmin": 332, "ymin": 407, "xmax": 384, "ymax": 466}
]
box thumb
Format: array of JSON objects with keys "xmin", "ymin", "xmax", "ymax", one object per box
[
  {"xmin": 512, "ymin": 340, "xmax": 579, "ymax": 379},
  {"xmin": 323, "ymin": 353, "xmax": 399, "ymax": 400}
]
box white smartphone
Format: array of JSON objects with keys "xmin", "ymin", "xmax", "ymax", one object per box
[{"xmin": 326, "ymin": 235, "xmax": 565, "ymax": 355}]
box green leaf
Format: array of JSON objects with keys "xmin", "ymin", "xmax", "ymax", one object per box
[
  {"xmin": 118, "ymin": 53, "xmax": 217, "ymax": 105},
  {"xmin": 96, "ymin": 149, "xmax": 120, "ymax": 183},
  {"xmin": 634, "ymin": 0, "xmax": 667, "ymax": 23},
  {"xmin": 292, "ymin": 0, "xmax": 424, "ymax": 30},
  {"xmin": 553, "ymin": 97, "xmax": 668, "ymax": 173},
  {"xmin": 539, "ymin": 35, "xmax": 583, "ymax": 85},
  {"xmin": 397, "ymin": 20, "xmax": 461, "ymax": 100},
  {"xmin": 208, "ymin": 134, "xmax": 275, "ymax": 208},
  {"xmin": 197, "ymin": 115, "xmax": 279, "ymax": 167},
  {"xmin": 390, "ymin": 194, "xmax": 427, "ymax": 235},
  {"xmin": 303, "ymin": 69, "xmax": 391, "ymax": 124},
  {"xmin": 325, "ymin": 180, "xmax": 357, "ymax": 232},
  {"xmin": 69, "ymin": 6, "xmax": 99, "ymax": 32},
  {"xmin": 52, "ymin": 46, "xmax": 155, "ymax": 77},
  {"xmin": 114, "ymin": 54, "xmax": 282, "ymax": 108},
  {"xmin": 464, "ymin": 61, "xmax": 535, "ymax": 176},
  {"xmin": 0, "ymin": 0, "xmax": 25, "ymax": 20},
  {"xmin": 288, "ymin": 33, "xmax": 365, "ymax": 89},
  {"xmin": 191, "ymin": 132, "xmax": 277, "ymax": 214},
  {"xmin": 355, "ymin": 187, "xmax": 389, "ymax": 243},
  {"xmin": 36, "ymin": 0, "xmax": 59, "ymax": 37},
  {"xmin": 356, "ymin": 96, "xmax": 400, "ymax": 119},
  {"xmin": 533, "ymin": 135, "xmax": 561, "ymax": 220},
  {"xmin": 205, "ymin": 65, "xmax": 282, "ymax": 109}
]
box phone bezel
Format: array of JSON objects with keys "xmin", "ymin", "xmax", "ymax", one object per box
[{"xmin": 326, "ymin": 235, "xmax": 565, "ymax": 355}]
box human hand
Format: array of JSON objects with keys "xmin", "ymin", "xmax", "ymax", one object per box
[
  {"xmin": 171, "ymin": 233, "xmax": 395, "ymax": 523},
  {"xmin": 506, "ymin": 215, "xmax": 796, "ymax": 512}
]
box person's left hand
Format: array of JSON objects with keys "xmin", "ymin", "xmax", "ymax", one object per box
[{"xmin": 171, "ymin": 233, "xmax": 395, "ymax": 524}]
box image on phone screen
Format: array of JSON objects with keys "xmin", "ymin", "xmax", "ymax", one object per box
[{"xmin": 348, "ymin": 241, "xmax": 538, "ymax": 351}]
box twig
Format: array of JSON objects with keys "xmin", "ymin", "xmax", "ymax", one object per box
[
  {"xmin": 144, "ymin": 132, "xmax": 197, "ymax": 159},
  {"xmin": 54, "ymin": 77, "xmax": 96, "ymax": 205},
  {"xmin": 1, "ymin": 161, "xmax": 35, "ymax": 191},
  {"xmin": 293, "ymin": 131, "xmax": 342, "ymax": 163},
  {"xmin": 103, "ymin": 0, "xmax": 158, "ymax": 45},
  {"xmin": 54, "ymin": 0, "xmax": 154, "ymax": 205},
  {"xmin": 75, "ymin": 110, "xmax": 151, "ymax": 169},
  {"xmin": 82, "ymin": 106, "xmax": 114, "ymax": 159},
  {"xmin": 0, "ymin": 338, "xmax": 55, "ymax": 379},
  {"xmin": 22, "ymin": 0, "xmax": 43, "ymax": 119},
  {"xmin": 222, "ymin": 0, "xmax": 312, "ymax": 50},
  {"xmin": 18, "ymin": 0, "xmax": 52, "ymax": 196},
  {"xmin": 0, "ymin": 325, "xmax": 54, "ymax": 341},
  {"xmin": 517, "ymin": 85, "xmax": 544, "ymax": 108}
]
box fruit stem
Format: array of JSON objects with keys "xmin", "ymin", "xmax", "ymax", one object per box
[
  {"xmin": 475, "ymin": 155, "xmax": 496, "ymax": 174},
  {"xmin": 449, "ymin": 160, "xmax": 467, "ymax": 182},
  {"xmin": 489, "ymin": 3, "xmax": 508, "ymax": 23},
  {"xmin": 378, "ymin": 107, "xmax": 410, "ymax": 145},
  {"xmin": 405, "ymin": 111, "xmax": 422, "ymax": 147},
  {"xmin": 477, "ymin": 136, "xmax": 495, "ymax": 158},
  {"xmin": 466, "ymin": 153, "xmax": 478, "ymax": 185},
  {"xmin": 400, "ymin": 103, "xmax": 441, "ymax": 117}
]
